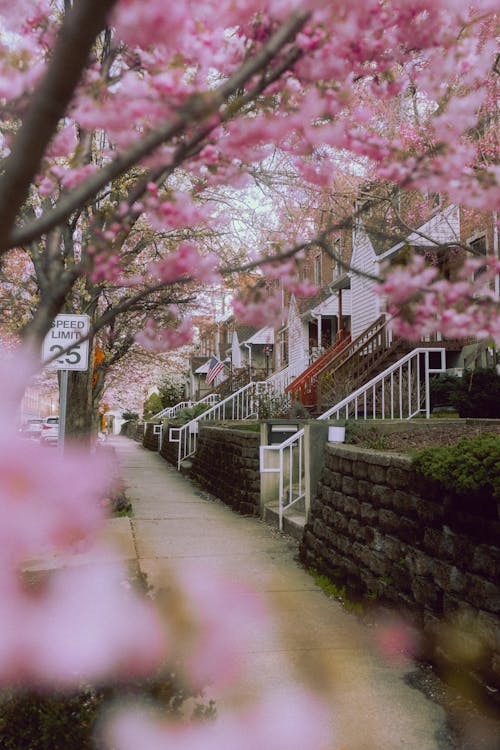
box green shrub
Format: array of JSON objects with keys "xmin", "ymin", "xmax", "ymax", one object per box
[
  {"xmin": 169, "ymin": 403, "xmax": 209, "ymax": 426},
  {"xmin": 429, "ymin": 373, "xmax": 461, "ymax": 410},
  {"xmin": 430, "ymin": 368, "xmax": 500, "ymax": 418},
  {"xmin": 122, "ymin": 411, "xmax": 139, "ymax": 421},
  {"xmin": 412, "ymin": 434, "xmax": 500, "ymax": 498},
  {"xmin": 450, "ymin": 368, "xmax": 500, "ymax": 419},
  {"xmin": 143, "ymin": 392, "xmax": 164, "ymax": 420},
  {"xmin": 0, "ymin": 689, "xmax": 104, "ymax": 750},
  {"xmin": 0, "ymin": 676, "xmax": 215, "ymax": 750}
]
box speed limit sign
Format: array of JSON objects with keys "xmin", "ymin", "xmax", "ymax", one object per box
[{"xmin": 42, "ymin": 314, "xmax": 90, "ymax": 371}]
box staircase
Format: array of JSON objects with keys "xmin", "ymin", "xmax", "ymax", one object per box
[
  {"xmin": 151, "ymin": 393, "xmax": 218, "ymax": 420},
  {"xmin": 285, "ymin": 330, "xmax": 351, "ymax": 408},
  {"xmin": 316, "ymin": 316, "xmax": 409, "ymax": 412},
  {"xmin": 169, "ymin": 380, "xmax": 274, "ymax": 470}
]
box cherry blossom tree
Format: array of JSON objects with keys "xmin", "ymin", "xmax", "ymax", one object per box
[
  {"xmin": 1, "ymin": 1, "xmax": 499, "ymax": 747},
  {"xmin": 0, "ymin": 0, "xmax": 498, "ymax": 354}
]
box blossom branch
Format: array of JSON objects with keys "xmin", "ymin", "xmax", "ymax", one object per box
[
  {"xmin": 6, "ymin": 10, "xmax": 310, "ymax": 253},
  {"xmin": 0, "ymin": 0, "xmax": 119, "ymax": 252}
]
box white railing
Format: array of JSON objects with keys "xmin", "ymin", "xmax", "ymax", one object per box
[
  {"xmin": 152, "ymin": 400, "xmax": 192, "ymax": 420},
  {"xmin": 318, "ymin": 348, "xmax": 446, "ymax": 421},
  {"xmin": 260, "ymin": 428, "xmax": 305, "ymax": 531},
  {"xmin": 169, "ymin": 381, "xmax": 268, "ymax": 470},
  {"xmin": 265, "ymin": 366, "xmax": 292, "ymax": 395},
  {"xmin": 258, "ymin": 348, "xmax": 446, "ymax": 531},
  {"xmin": 151, "ymin": 393, "xmax": 219, "ymax": 421}
]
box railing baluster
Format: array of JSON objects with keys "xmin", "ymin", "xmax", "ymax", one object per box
[
  {"xmin": 408, "ymin": 360, "xmax": 411, "ymax": 417},
  {"xmin": 390, "ymin": 371, "xmax": 394, "ymax": 419},
  {"xmin": 399, "ymin": 366, "xmax": 403, "ymax": 418}
]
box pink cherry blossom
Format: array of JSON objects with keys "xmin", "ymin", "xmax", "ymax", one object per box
[
  {"xmin": 149, "ymin": 242, "xmax": 220, "ymax": 285},
  {"xmin": 135, "ymin": 317, "xmax": 194, "ymax": 352},
  {"xmin": 104, "ymin": 686, "xmax": 330, "ymax": 750},
  {"xmin": 172, "ymin": 561, "xmax": 268, "ymax": 689},
  {"xmin": 0, "ymin": 557, "xmax": 167, "ymax": 687}
]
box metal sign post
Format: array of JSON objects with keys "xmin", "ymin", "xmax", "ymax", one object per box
[
  {"xmin": 58, "ymin": 370, "xmax": 69, "ymax": 453},
  {"xmin": 42, "ymin": 314, "xmax": 90, "ymax": 452}
]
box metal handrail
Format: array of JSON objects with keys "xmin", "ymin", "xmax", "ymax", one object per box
[
  {"xmin": 260, "ymin": 428, "xmax": 305, "ymax": 531},
  {"xmin": 169, "ymin": 381, "xmax": 268, "ymax": 469},
  {"xmin": 318, "ymin": 347, "xmax": 446, "ymax": 421},
  {"xmin": 259, "ymin": 348, "xmax": 446, "ymax": 530},
  {"xmin": 151, "ymin": 392, "xmax": 219, "ymax": 420}
]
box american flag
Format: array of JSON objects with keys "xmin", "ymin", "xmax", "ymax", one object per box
[{"xmin": 206, "ymin": 356, "xmax": 224, "ymax": 384}]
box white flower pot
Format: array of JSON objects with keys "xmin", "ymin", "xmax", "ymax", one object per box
[{"xmin": 328, "ymin": 426, "xmax": 345, "ymax": 443}]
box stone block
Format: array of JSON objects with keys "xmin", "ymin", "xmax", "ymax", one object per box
[
  {"xmin": 411, "ymin": 576, "xmax": 441, "ymax": 608},
  {"xmin": 357, "ymin": 480, "xmax": 372, "ymax": 502},
  {"xmin": 340, "ymin": 457, "xmax": 353, "ymax": 475},
  {"xmin": 406, "ymin": 549, "xmax": 434, "ymax": 578},
  {"xmin": 472, "ymin": 544, "xmax": 500, "ymax": 580},
  {"xmin": 423, "ymin": 528, "xmax": 442, "ymax": 556},
  {"xmin": 341, "ymin": 475, "xmax": 357, "ymax": 497},
  {"xmin": 321, "ymin": 505, "xmax": 335, "ymax": 525},
  {"xmin": 382, "ymin": 534, "xmax": 404, "ymax": 561},
  {"xmin": 368, "ymin": 463, "xmax": 387, "ymax": 485},
  {"xmin": 352, "ymin": 460, "xmax": 369, "ymax": 480},
  {"xmin": 371, "ymin": 483, "xmax": 390, "ymax": 507},
  {"xmin": 464, "ymin": 574, "xmax": 500, "ymax": 614},
  {"xmin": 312, "ymin": 518, "xmax": 329, "ymax": 541},
  {"xmin": 429, "ymin": 558, "xmax": 453, "ymax": 590},
  {"xmin": 334, "ymin": 533, "xmax": 352, "ymax": 556},
  {"xmin": 347, "ymin": 517, "xmax": 363, "ymax": 540},
  {"xmin": 330, "ymin": 472, "xmax": 343, "ymax": 491},
  {"xmin": 360, "ymin": 502, "xmax": 378, "ymax": 524},
  {"xmin": 330, "ymin": 490, "xmax": 345, "ymax": 510},
  {"xmin": 386, "ymin": 465, "xmax": 410, "ymax": 490},
  {"xmin": 343, "ymin": 495, "xmax": 361, "ymax": 518},
  {"xmin": 390, "ymin": 489, "xmax": 416, "ymax": 516},
  {"xmin": 414, "ymin": 497, "xmax": 444, "ymax": 526},
  {"xmin": 378, "ymin": 508, "xmax": 401, "ymax": 534}
]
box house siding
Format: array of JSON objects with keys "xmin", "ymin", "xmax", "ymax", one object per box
[
  {"xmin": 287, "ymin": 296, "xmax": 309, "ymax": 376},
  {"xmin": 350, "ymin": 229, "xmax": 379, "ymax": 340}
]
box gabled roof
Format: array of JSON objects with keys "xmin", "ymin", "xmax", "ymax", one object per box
[{"xmin": 243, "ymin": 326, "xmax": 274, "ymax": 345}]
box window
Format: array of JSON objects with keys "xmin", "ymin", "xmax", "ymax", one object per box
[
  {"xmin": 333, "ymin": 238, "xmax": 342, "ymax": 280},
  {"xmin": 470, "ymin": 235, "xmax": 488, "ymax": 281},
  {"xmin": 314, "ymin": 254, "xmax": 322, "ymax": 286},
  {"xmin": 425, "ymin": 191, "xmax": 441, "ymax": 210}
]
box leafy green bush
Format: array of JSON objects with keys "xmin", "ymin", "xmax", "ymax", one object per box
[
  {"xmin": 449, "ymin": 369, "xmax": 500, "ymax": 419},
  {"xmin": 169, "ymin": 403, "xmax": 209, "ymax": 426},
  {"xmin": 143, "ymin": 392, "xmax": 164, "ymax": 420},
  {"xmin": 430, "ymin": 368, "xmax": 500, "ymax": 418},
  {"xmin": 122, "ymin": 410, "xmax": 139, "ymax": 421},
  {"xmin": 412, "ymin": 434, "xmax": 500, "ymax": 498},
  {"xmin": 0, "ymin": 676, "xmax": 215, "ymax": 750},
  {"xmin": 429, "ymin": 373, "xmax": 461, "ymax": 410},
  {"xmin": 0, "ymin": 689, "xmax": 104, "ymax": 750}
]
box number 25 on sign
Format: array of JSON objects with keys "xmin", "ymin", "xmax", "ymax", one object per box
[{"xmin": 42, "ymin": 314, "xmax": 90, "ymax": 372}]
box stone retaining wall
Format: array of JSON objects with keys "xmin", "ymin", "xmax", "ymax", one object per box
[
  {"xmin": 191, "ymin": 426, "xmax": 261, "ymax": 515},
  {"xmin": 299, "ymin": 443, "xmax": 500, "ymax": 691},
  {"xmin": 143, "ymin": 422, "xmax": 159, "ymax": 451},
  {"xmin": 121, "ymin": 420, "xmax": 145, "ymax": 442},
  {"xmin": 159, "ymin": 422, "xmax": 179, "ymax": 466}
]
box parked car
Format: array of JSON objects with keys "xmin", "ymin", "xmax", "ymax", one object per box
[
  {"xmin": 19, "ymin": 417, "xmax": 43, "ymax": 439},
  {"xmin": 40, "ymin": 416, "xmax": 59, "ymax": 446}
]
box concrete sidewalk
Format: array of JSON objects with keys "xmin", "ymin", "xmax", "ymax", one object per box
[{"xmin": 114, "ymin": 436, "xmax": 449, "ymax": 750}]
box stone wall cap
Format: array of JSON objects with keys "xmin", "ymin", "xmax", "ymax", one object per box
[{"xmin": 326, "ymin": 443, "xmax": 411, "ymax": 468}]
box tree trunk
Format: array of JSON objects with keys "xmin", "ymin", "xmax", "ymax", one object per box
[{"xmin": 64, "ymin": 368, "xmax": 94, "ymax": 448}]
